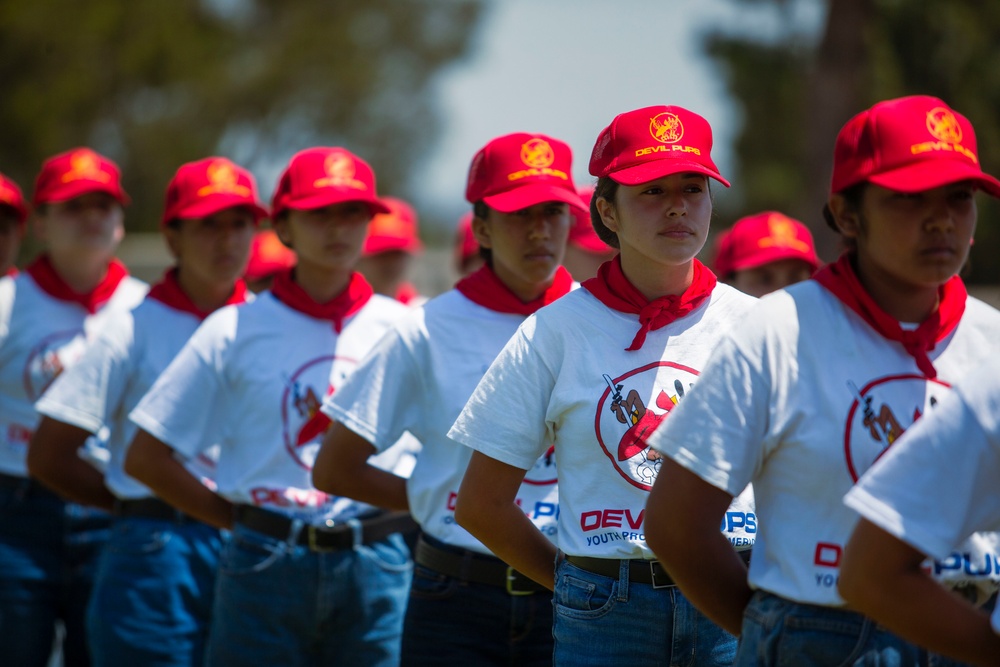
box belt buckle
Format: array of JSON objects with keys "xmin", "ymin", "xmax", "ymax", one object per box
[
  {"xmin": 506, "ymin": 566, "xmax": 534, "ymax": 596},
  {"xmin": 649, "ymin": 561, "xmax": 674, "ymax": 590},
  {"xmin": 307, "ymin": 526, "xmax": 336, "ymax": 553}
]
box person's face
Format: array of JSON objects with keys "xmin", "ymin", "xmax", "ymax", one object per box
[
  {"xmin": 474, "ymin": 201, "xmax": 571, "ymax": 293},
  {"xmin": 274, "ymin": 201, "xmax": 372, "ymax": 272},
  {"xmin": 0, "ymin": 210, "xmax": 25, "ymax": 274},
  {"xmin": 730, "ymin": 258, "xmax": 814, "ymax": 298},
  {"xmin": 166, "ymin": 207, "xmax": 257, "ymax": 287},
  {"xmin": 833, "ymin": 182, "xmax": 976, "ymax": 292},
  {"xmin": 35, "ymin": 192, "xmax": 124, "ymax": 262},
  {"xmin": 597, "ymin": 173, "xmax": 712, "ymax": 271}
]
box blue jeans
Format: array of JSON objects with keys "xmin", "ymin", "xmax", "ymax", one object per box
[
  {"xmin": 85, "ymin": 514, "xmax": 223, "ymax": 667},
  {"xmin": 552, "ymin": 557, "xmax": 736, "ymax": 666},
  {"xmin": 206, "ymin": 521, "xmax": 412, "ymax": 667},
  {"xmin": 737, "ymin": 590, "xmax": 934, "ymax": 666},
  {"xmin": 0, "ymin": 477, "xmax": 110, "ymax": 667},
  {"xmin": 401, "ymin": 538, "xmax": 554, "ymax": 666}
]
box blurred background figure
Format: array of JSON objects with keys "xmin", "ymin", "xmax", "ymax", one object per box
[
  {"xmin": 561, "ymin": 185, "xmax": 616, "ymax": 281},
  {"xmin": 712, "ymin": 210, "xmax": 820, "ymax": 298},
  {"xmin": 244, "ymin": 227, "xmax": 297, "ymax": 293},
  {"xmin": 0, "ymin": 173, "xmax": 28, "ymax": 277},
  {"xmin": 358, "ymin": 196, "xmax": 425, "ymax": 306},
  {"xmin": 452, "ymin": 212, "xmax": 484, "ymax": 278}
]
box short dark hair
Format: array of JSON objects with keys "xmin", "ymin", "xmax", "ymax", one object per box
[
  {"xmin": 590, "ymin": 177, "xmax": 620, "ymax": 249},
  {"xmin": 471, "ymin": 201, "xmax": 492, "ymax": 264}
]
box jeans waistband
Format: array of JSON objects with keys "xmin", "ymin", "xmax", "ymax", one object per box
[
  {"xmin": 414, "ymin": 534, "xmax": 547, "ymax": 595},
  {"xmin": 0, "ymin": 471, "xmax": 60, "ymax": 500},
  {"xmin": 565, "ymin": 549, "xmax": 752, "ymax": 590},
  {"xmin": 233, "ymin": 504, "xmax": 417, "ymax": 553},
  {"xmin": 114, "ymin": 497, "xmax": 200, "ymax": 524}
]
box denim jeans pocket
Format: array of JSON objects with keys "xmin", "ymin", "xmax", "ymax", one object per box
[
  {"xmin": 409, "ymin": 564, "xmax": 462, "ymax": 600},
  {"xmin": 108, "ymin": 520, "xmax": 171, "ymax": 556},
  {"xmin": 355, "ymin": 534, "xmax": 413, "ymax": 574},
  {"xmin": 219, "ymin": 528, "xmax": 286, "ymax": 577},
  {"xmin": 775, "ymin": 611, "xmax": 870, "ymax": 667},
  {"xmin": 553, "ymin": 563, "xmax": 617, "ymax": 620}
]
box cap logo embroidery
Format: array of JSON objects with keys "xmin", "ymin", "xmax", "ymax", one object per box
[
  {"xmin": 649, "ymin": 112, "xmax": 684, "ymax": 144},
  {"xmin": 520, "ymin": 139, "xmax": 554, "ymax": 168},
  {"xmin": 314, "ymin": 153, "xmax": 367, "ymax": 190},
  {"xmin": 910, "ymin": 107, "xmax": 978, "ymax": 164},
  {"xmin": 0, "ymin": 185, "xmax": 15, "ymax": 205},
  {"xmin": 61, "ymin": 151, "xmax": 111, "ymax": 184},
  {"xmin": 197, "ymin": 160, "xmax": 251, "ymax": 197},
  {"xmin": 758, "ymin": 214, "xmax": 810, "ymax": 253}
]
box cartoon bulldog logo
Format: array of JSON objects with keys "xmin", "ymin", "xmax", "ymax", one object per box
[
  {"xmin": 595, "ymin": 361, "xmax": 698, "ymax": 490},
  {"xmin": 280, "ymin": 355, "xmax": 357, "ymax": 470}
]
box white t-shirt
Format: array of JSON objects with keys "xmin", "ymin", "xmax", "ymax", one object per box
[
  {"xmin": 36, "ymin": 296, "xmax": 232, "ymax": 499},
  {"xmin": 0, "ymin": 270, "xmax": 148, "ymax": 477},
  {"xmin": 645, "ymin": 280, "xmax": 1000, "ymax": 606},
  {"xmin": 845, "ymin": 355, "xmax": 1000, "ymax": 611},
  {"xmin": 322, "ymin": 289, "xmax": 562, "ymax": 555},
  {"xmin": 130, "ymin": 290, "xmax": 411, "ymax": 525},
  {"xmin": 449, "ymin": 283, "xmax": 758, "ymax": 559}
]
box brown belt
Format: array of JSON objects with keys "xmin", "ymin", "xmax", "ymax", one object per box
[
  {"xmin": 414, "ymin": 535, "xmax": 547, "ymax": 596},
  {"xmin": 234, "ymin": 504, "xmax": 418, "ymax": 552},
  {"xmin": 566, "ymin": 550, "xmax": 752, "ymax": 589},
  {"xmin": 114, "ymin": 497, "xmax": 197, "ymax": 523}
]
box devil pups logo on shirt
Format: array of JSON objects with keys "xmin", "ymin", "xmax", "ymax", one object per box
[
  {"xmin": 280, "ymin": 354, "xmax": 357, "ymax": 471},
  {"xmin": 595, "ymin": 361, "xmax": 698, "ymax": 490},
  {"xmin": 23, "ymin": 329, "xmax": 88, "ymax": 401}
]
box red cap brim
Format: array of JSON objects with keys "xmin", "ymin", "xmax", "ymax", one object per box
[
  {"xmin": 608, "ymin": 160, "xmax": 730, "ymax": 188},
  {"xmin": 482, "ymin": 185, "xmax": 587, "ymax": 214},
  {"xmin": 36, "ymin": 180, "xmax": 130, "ymax": 206},
  {"xmin": 167, "ymin": 195, "xmax": 269, "ymax": 225},
  {"xmin": 867, "ymin": 160, "xmax": 1000, "ymax": 198},
  {"xmin": 280, "ymin": 191, "xmax": 392, "ymax": 217}
]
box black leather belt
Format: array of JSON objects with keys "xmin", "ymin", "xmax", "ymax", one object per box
[
  {"xmin": 566, "ymin": 550, "xmax": 752, "ymax": 589},
  {"xmin": 234, "ymin": 504, "xmax": 418, "ymax": 553},
  {"xmin": 414, "ymin": 534, "xmax": 547, "ymax": 596},
  {"xmin": 114, "ymin": 497, "xmax": 195, "ymax": 523},
  {"xmin": 0, "ymin": 471, "xmax": 57, "ymax": 499}
]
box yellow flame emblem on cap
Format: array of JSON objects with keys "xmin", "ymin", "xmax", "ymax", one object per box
[
  {"xmin": 649, "ymin": 113, "xmax": 684, "ymax": 144},
  {"xmin": 314, "ymin": 152, "xmax": 366, "ymax": 190},
  {"xmin": 926, "ymin": 108, "xmax": 963, "ymax": 143},
  {"xmin": 62, "ymin": 150, "xmax": 111, "ymax": 184},
  {"xmin": 198, "ymin": 160, "xmax": 251, "ymax": 197},
  {"xmin": 520, "ymin": 139, "xmax": 554, "ymax": 168},
  {"xmin": 759, "ymin": 213, "xmax": 810, "ymax": 253}
]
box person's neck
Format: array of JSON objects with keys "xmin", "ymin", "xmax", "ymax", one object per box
[
  {"xmin": 294, "ymin": 260, "xmax": 353, "ymax": 303},
  {"xmin": 853, "ymin": 254, "xmax": 940, "ymax": 324},
  {"xmin": 176, "ymin": 267, "xmax": 238, "ymax": 313},
  {"xmin": 47, "ymin": 251, "xmax": 112, "ymax": 293},
  {"xmin": 619, "ymin": 249, "xmax": 694, "ymax": 301}
]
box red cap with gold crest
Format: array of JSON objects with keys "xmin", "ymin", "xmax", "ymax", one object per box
[{"xmin": 33, "ymin": 147, "xmax": 129, "ymax": 205}]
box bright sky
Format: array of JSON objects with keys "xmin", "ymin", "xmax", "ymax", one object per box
[{"xmin": 412, "ymin": 0, "xmax": 824, "ymax": 232}]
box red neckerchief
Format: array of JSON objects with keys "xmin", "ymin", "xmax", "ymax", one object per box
[
  {"xmin": 394, "ymin": 281, "xmax": 421, "ymax": 305},
  {"xmin": 813, "ymin": 252, "xmax": 966, "ymax": 379},
  {"xmin": 26, "ymin": 253, "xmax": 129, "ymax": 314},
  {"xmin": 270, "ymin": 267, "xmax": 374, "ymax": 333},
  {"xmin": 455, "ymin": 264, "xmax": 573, "ymax": 315},
  {"xmin": 146, "ymin": 268, "xmax": 249, "ymax": 321},
  {"xmin": 4, "ymin": 267, "xmax": 17, "ymax": 277},
  {"xmin": 583, "ymin": 255, "xmax": 717, "ymax": 351}
]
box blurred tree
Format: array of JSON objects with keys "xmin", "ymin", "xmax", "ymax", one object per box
[
  {"xmin": 705, "ymin": 0, "xmax": 1000, "ymax": 282},
  {"xmin": 0, "ymin": 0, "xmax": 484, "ymax": 240}
]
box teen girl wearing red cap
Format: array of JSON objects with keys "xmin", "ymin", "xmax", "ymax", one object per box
[
  {"xmin": 712, "ymin": 210, "xmax": 820, "ymax": 298},
  {"xmin": 839, "ymin": 356, "xmax": 1000, "ymax": 666},
  {"xmin": 0, "ymin": 173, "xmax": 28, "ymax": 276},
  {"xmin": 27, "ymin": 157, "xmax": 263, "ymax": 666},
  {"xmin": 449, "ymin": 106, "xmax": 757, "ymax": 666},
  {"xmin": 313, "ymin": 132, "xmax": 585, "ymax": 666},
  {"xmin": 125, "ymin": 147, "xmax": 415, "ymax": 667},
  {"xmin": 643, "ymin": 95, "xmax": 1000, "ymax": 665},
  {"xmin": 0, "ymin": 148, "xmax": 147, "ymax": 666}
]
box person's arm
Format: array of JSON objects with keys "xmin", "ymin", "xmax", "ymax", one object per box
[
  {"xmin": 124, "ymin": 429, "xmax": 233, "ymax": 530},
  {"xmin": 26, "ymin": 416, "xmax": 116, "ymax": 511},
  {"xmin": 646, "ymin": 460, "xmax": 751, "ymax": 635},
  {"xmin": 455, "ymin": 451, "xmax": 557, "ymax": 590},
  {"xmin": 312, "ymin": 422, "xmax": 409, "ymax": 511},
  {"xmin": 839, "ymin": 519, "xmax": 1000, "ymax": 667}
]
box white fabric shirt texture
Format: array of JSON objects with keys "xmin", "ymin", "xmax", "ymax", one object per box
[
  {"xmin": 449, "ymin": 283, "xmax": 758, "ymax": 560},
  {"xmin": 845, "ymin": 355, "xmax": 1000, "ymax": 613},
  {"xmin": 35, "ymin": 295, "xmax": 236, "ymax": 499},
  {"xmin": 0, "ymin": 270, "xmax": 148, "ymax": 476},
  {"xmin": 129, "ymin": 290, "xmax": 411, "ymax": 525},
  {"xmin": 645, "ymin": 279, "xmax": 1000, "ymax": 606},
  {"xmin": 322, "ymin": 288, "xmax": 563, "ymax": 555}
]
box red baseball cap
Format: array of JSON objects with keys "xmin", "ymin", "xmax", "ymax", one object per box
[
  {"xmin": 830, "ymin": 95, "xmax": 1000, "ymax": 197},
  {"xmin": 589, "ymin": 105, "xmax": 730, "ymax": 187},
  {"xmin": 163, "ymin": 157, "xmax": 268, "ymax": 226},
  {"xmin": 33, "ymin": 147, "xmax": 129, "ymax": 205},
  {"xmin": 362, "ymin": 196, "xmax": 423, "ymax": 256},
  {"xmin": 713, "ymin": 211, "xmax": 819, "ymax": 278},
  {"xmin": 271, "ymin": 147, "xmax": 391, "ymax": 219},
  {"xmin": 569, "ymin": 185, "xmax": 614, "ymax": 254},
  {"xmin": 244, "ymin": 228, "xmax": 297, "ymax": 282},
  {"xmin": 0, "ymin": 173, "xmax": 28, "ymax": 224},
  {"xmin": 465, "ymin": 133, "xmax": 586, "ymax": 213}
]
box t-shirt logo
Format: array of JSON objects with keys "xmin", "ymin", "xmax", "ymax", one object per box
[
  {"xmin": 649, "ymin": 112, "xmax": 684, "ymax": 144},
  {"xmin": 280, "ymin": 355, "xmax": 357, "ymax": 470},
  {"xmin": 595, "ymin": 361, "xmax": 698, "ymax": 490},
  {"xmin": 926, "ymin": 107, "xmax": 963, "ymax": 143},
  {"xmin": 522, "ymin": 445, "xmax": 557, "ymax": 486},
  {"xmin": 23, "ymin": 329, "xmax": 88, "ymax": 401},
  {"xmin": 843, "ymin": 373, "xmax": 950, "ymax": 482},
  {"xmin": 520, "ymin": 139, "xmax": 555, "ymax": 168}
]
